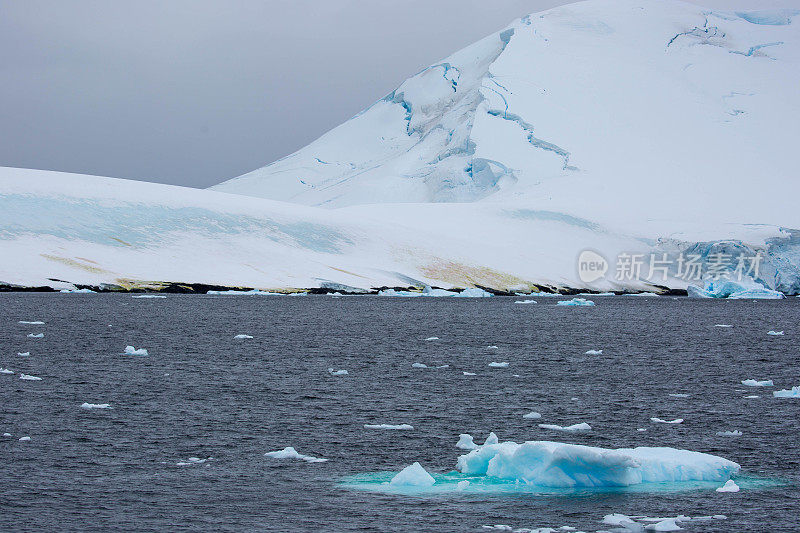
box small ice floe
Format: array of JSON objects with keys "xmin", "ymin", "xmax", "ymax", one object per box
[
  {"xmin": 19, "ymin": 374, "xmax": 42, "ymax": 381},
  {"xmin": 650, "ymin": 417, "xmax": 683, "ymax": 424},
  {"xmin": 19, "ymin": 436, "xmax": 31, "ymax": 441},
  {"xmin": 456, "ymin": 434, "xmax": 478, "ymax": 450},
  {"xmin": 389, "ymin": 462, "xmax": 435, "ymax": 487},
  {"xmin": 0, "ymin": 368, "xmax": 14, "ymax": 374},
  {"xmin": 327, "ymin": 368, "xmax": 348, "ymax": 376},
  {"xmin": 773, "ymin": 386, "xmax": 800, "ymax": 398},
  {"xmin": 131, "ymin": 295, "xmax": 166, "ymax": 298},
  {"xmin": 455, "ymin": 480, "xmax": 470, "ymax": 491},
  {"xmin": 124, "ymin": 346, "xmax": 148, "ymax": 356},
  {"xmin": 424, "ymin": 336, "xmax": 439, "ymax": 341},
  {"xmin": 716, "ymin": 430, "xmax": 742, "ymax": 437},
  {"xmin": 80, "ymin": 403, "xmax": 111, "ymax": 409},
  {"xmin": 556, "ymin": 298, "xmax": 595, "ymax": 307},
  {"xmin": 644, "ymin": 518, "xmax": 683, "ymax": 531},
  {"xmin": 714, "ymin": 324, "xmax": 733, "ymax": 328},
  {"xmin": 538, "ymin": 422, "xmax": 591, "ymax": 432},
  {"xmin": 669, "ymin": 393, "xmax": 690, "ymax": 398},
  {"xmin": 17, "ymin": 352, "xmax": 30, "ymax": 357},
  {"xmin": 487, "ymin": 345, "xmax": 499, "ymax": 350},
  {"xmin": 716, "ymin": 479, "xmax": 740, "ymax": 492},
  {"xmin": 522, "ymin": 411, "xmax": 542, "ymax": 419},
  {"xmin": 584, "ymin": 349, "xmax": 602, "ymax": 355},
  {"xmin": 628, "ymin": 292, "xmax": 660, "ymax": 297},
  {"xmin": 2, "ymin": 433, "xmax": 11, "ymax": 437},
  {"xmin": 514, "ymin": 299, "xmax": 537, "ymax": 304},
  {"xmin": 767, "ymin": 330, "xmax": 784, "ymax": 336},
  {"xmin": 264, "ymin": 446, "xmax": 327, "ymax": 463},
  {"xmin": 741, "ymin": 379, "xmax": 773, "ymax": 387},
  {"xmin": 435, "ymin": 364, "xmax": 450, "ymax": 368},
  {"xmin": 462, "ymin": 371, "xmax": 476, "ymax": 376},
  {"xmin": 743, "ymin": 395, "xmax": 760, "ymax": 399},
  {"xmin": 637, "ymin": 428, "xmax": 647, "ymax": 432},
  {"xmin": 176, "ymin": 456, "xmax": 212, "ymax": 466},
  {"xmin": 411, "ymin": 363, "xmax": 428, "ymax": 368},
  {"xmin": 233, "ymin": 334, "xmax": 253, "ymax": 339},
  {"xmin": 18, "ymin": 321, "xmax": 44, "ymax": 325},
  {"xmin": 488, "ymin": 362, "xmax": 509, "ymax": 368},
  {"xmin": 27, "ymin": 333, "xmax": 44, "ymax": 338},
  {"xmin": 364, "ymin": 424, "xmax": 413, "ymax": 430},
  {"xmin": 207, "ymin": 289, "xmax": 284, "ymax": 296},
  {"xmin": 603, "ymin": 514, "xmax": 638, "ymax": 527}
]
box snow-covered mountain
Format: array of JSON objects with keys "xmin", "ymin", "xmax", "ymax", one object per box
[{"xmin": 2, "ymin": 0, "xmax": 800, "ymax": 293}]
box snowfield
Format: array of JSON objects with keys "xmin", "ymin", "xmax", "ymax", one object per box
[{"xmin": 2, "ymin": 0, "xmax": 800, "ymax": 293}]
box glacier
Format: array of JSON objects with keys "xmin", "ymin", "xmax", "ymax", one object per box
[
  {"xmin": 2, "ymin": 0, "xmax": 800, "ymax": 293},
  {"xmin": 455, "ymin": 440, "xmax": 739, "ymax": 488}
]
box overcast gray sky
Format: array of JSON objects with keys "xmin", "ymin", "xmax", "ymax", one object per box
[{"xmin": 1, "ymin": 0, "xmax": 796, "ymax": 188}]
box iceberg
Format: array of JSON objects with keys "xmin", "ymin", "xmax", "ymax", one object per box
[
  {"xmin": 462, "ymin": 371, "xmax": 476, "ymax": 376},
  {"xmin": 688, "ymin": 278, "xmax": 784, "ymax": 299},
  {"xmin": 124, "ymin": 345, "xmax": 148, "ymax": 356},
  {"xmin": 390, "ymin": 462, "xmax": 435, "ymax": 487},
  {"xmin": 19, "ymin": 374, "xmax": 42, "ymax": 381},
  {"xmin": 644, "ymin": 518, "xmax": 683, "ymax": 531},
  {"xmin": 522, "ymin": 412, "xmax": 542, "ymax": 419},
  {"xmin": 716, "ymin": 479, "xmax": 740, "ymax": 492},
  {"xmin": 556, "ymin": 298, "xmax": 595, "ymax": 307},
  {"xmin": 456, "ymin": 434, "xmax": 478, "ymax": 450},
  {"xmin": 424, "ymin": 337, "xmax": 439, "ymax": 341},
  {"xmin": 716, "ymin": 430, "xmax": 742, "ymax": 437},
  {"xmin": 18, "ymin": 321, "xmax": 44, "ymax": 325},
  {"xmin": 132, "ymin": 294, "xmax": 166, "ymax": 298},
  {"xmin": 264, "ymin": 447, "xmax": 327, "ymax": 463},
  {"xmin": 27, "ymin": 333, "xmax": 44, "ymax": 338},
  {"xmin": 233, "ymin": 334, "xmax": 253, "ymax": 339},
  {"xmin": 455, "ymin": 440, "xmax": 740, "ymax": 488},
  {"xmin": 651, "ymin": 418, "xmax": 683, "ymax": 424},
  {"xmin": 0, "ymin": 368, "xmax": 14, "ymax": 374},
  {"xmin": 584, "ymin": 349, "xmax": 603, "ymax": 355},
  {"xmin": 17, "ymin": 352, "xmax": 30, "ymax": 357},
  {"xmin": 60, "ymin": 288, "xmax": 95, "ymax": 293},
  {"xmin": 411, "ymin": 363, "xmax": 428, "ymax": 368},
  {"xmin": 514, "ymin": 300, "xmax": 537, "ymax": 304},
  {"xmin": 488, "ymin": 362, "xmax": 509, "ymax": 368},
  {"xmin": 767, "ymin": 330, "xmax": 784, "ymax": 336},
  {"xmin": 327, "ymin": 368, "xmax": 348, "ymax": 376},
  {"xmin": 773, "ymin": 386, "xmax": 800, "ymax": 398},
  {"xmin": 538, "ymin": 423, "xmax": 591, "ymax": 432},
  {"xmin": 714, "ymin": 324, "xmax": 733, "ymax": 328},
  {"xmin": 19, "ymin": 436, "xmax": 31, "ymax": 441},
  {"xmin": 81, "ymin": 403, "xmax": 111, "ymax": 409},
  {"xmin": 207, "ymin": 289, "xmax": 283, "ymax": 295},
  {"xmin": 379, "ymin": 287, "xmax": 491, "ymax": 298},
  {"xmin": 484, "ymin": 432, "xmax": 499, "ymax": 446},
  {"xmin": 364, "ymin": 424, "xmax": 413, "ymax": 430},
  {"xmin": 741, "ymin": 379, "xmax": 773, "ymax": 387}
]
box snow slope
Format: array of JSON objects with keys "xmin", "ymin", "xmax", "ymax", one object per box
[
  {"xmin": 3, "ymin": 0, "xmax": 800, "ymax": 292},
  {"xmin": 213, "ymin": 0, "xmax": 800, "ymax": 232}
]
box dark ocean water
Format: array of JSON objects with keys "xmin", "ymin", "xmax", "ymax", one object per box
[{"xmin": 1, "ymin": 293, "xmax": 798, "ymax": 532}]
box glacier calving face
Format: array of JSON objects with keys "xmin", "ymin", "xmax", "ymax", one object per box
[{"xmin": 455, "ymin": 440, "xmax": 740, "ymax": 488}]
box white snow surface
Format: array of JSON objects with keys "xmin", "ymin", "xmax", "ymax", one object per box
[
  {"xmin": 456, "ymin": 440, "xmax": 740, "ymax": 488},
  {"xmin": 4, "ymin": 1, "xmax": 800, "ymax": 294}
]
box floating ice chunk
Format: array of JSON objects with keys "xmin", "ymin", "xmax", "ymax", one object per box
[
  {"xmin": 124, "ymin": 346, "xmax": 148, "ymax": 355},
  {"xmin": 412, "ymin": 363, "xmax": 428, "ymax": 368},
  {"xmin": 2, "ymin": 433, "xmax": 11, "ymax": 437},
  {"xmin": 487, "ymin": 345, "xmax": 499, "ymax": 350},
  {"xmin": 456, "ymin": 441, "xmax": 739, "ymax": 488},
  {"xmin": 716, "ymin": 479, "xmax": 740, "ymax": 492},
  {"xmin": 364, "ymin": 424, "xmax": 413, "ymax": 430},
  {"xmin": 741, "ymin": 379, "xmax": 773, "ymax": 387},
  {"xmin": 743, "ymin": 395, "xmax": 760, "ymax": 398},
  {"xmin": 424, "ymin": 337, "xmax": 439, "ymax": 341},
  {"xmin": 637, "ymin": 428, "xmax": 647, "ymax": 432},
  {"xmin": 488, "ymin": 362, "xmax": 509, "ymax": 368},
  {"xmin": 455, "ymin": 288, "xmax": 493, "ymax": 298},
  {"xmin": 19, "ymin": 374, "xmax": 42, "ymax": 381},
  {"xmin": 523, "ymin": 412, "xmax": 542, "ymax": 419},
  {"xmin": 688, "ymin": 278, "xmax": 784, "ymax": 299},
  {"xmin": 81, "ymin": 403, "xmax": 111, "ymax": 409},
  {"xmin": 176, "ymin": 456, "xmax": 211, "ymax": 466},
  {"xmin": 456, "ymin": 434, "xmax": 478, "ymax": 450},
  {"xmin": 18, "ymin": 320, "xmax": 44, "ymax": 325},
  {"xmin": 484, "ymin": 432, "xmax": 499, "ymax": 446},
  {"xmin": 233, "ymin": 334, "xmax": 253, "ymax": 339},
  {"xmin": 380, "ymin": 287, "xmax": 491, "ymax": 298},
  {"xmin": 767, "ymin": 330, "xmax": 784, "ymax": 336},
  {"xmin": 603, "ymin": 514, "xmax": 637, "ymax": 527},
  {"xmin": 264, "ymin": 446, "xmax": 327, "ymax": 463},
  {"xmin": 17, "ymin": 352, "xmax": 30, "ymax": 357},
  {"xmin": 132, "ymin": 294, "xmax": 166, "ymax": 298},
  {"xmin": 556, "ymin": 298, "xmax": 595, "ymax": 307},
  {"xmin": 584, "ymin": 350, "xmax": 602, "ymax": 355},
  {"xmin": 60, "ymin": 288, "xmax": 95, "ymax": 293},
  {"xmin": 389, "ymin": 462, "xmax": 435, "ymax": 486},
  {"xmin": 628, "ymin": 292, "xmax": 660, "ymax": 297},
  {"xmin": 456, "ymin": 480, "xmax": 470, "ymax": 491},
  {"xmin": 27, "ymin": 333, "xmax": 44, "ymax": 338},
  {"xmin": 207, "ymin": 289, "xmax": 283, "ymax": 295},
  {"xmin": 0, "ymin": 368, "xmax": 13, "ymax": 374},
  {"xmin": 651, "ymin": 418, "xmax": 683, "ymax": 424},
  {"xmin": 19, "ymin": 436, "xmax": 31, "ymax": 441},
  {"xmin": 463, "ymin": 371, "xmax": 476, "ymax": 376},
  {"xmin": 716, "ymin": 430, "xmax": 742, "ymax": 437},
  {"xmin": 328, "ymin": 368, "xmax": 348, "ymax": 376},
  {"xmin": 669, "ymin": 393, "xmax": 689, "ymax": 398},
  {"xmin": 378, "ymin": 289, "xmax": 424, "ymax": 297},
  {"xmin": 515, "ymin": 300, "xmax": 538, "ymax": 304},
  {"xmin": 538, "ymin": 423, "xmax": 591, "ymax": 432},
  {"xmin": 644, "ymin": 518, "xmax": 683, "ymax": 531},
  {"xmin": 773, "ymin": 386, "xmax": 800, "ymax": 398},
  {"xmin": 714, "ymin": 324, "xmax": 733, "ymax": 328}
]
